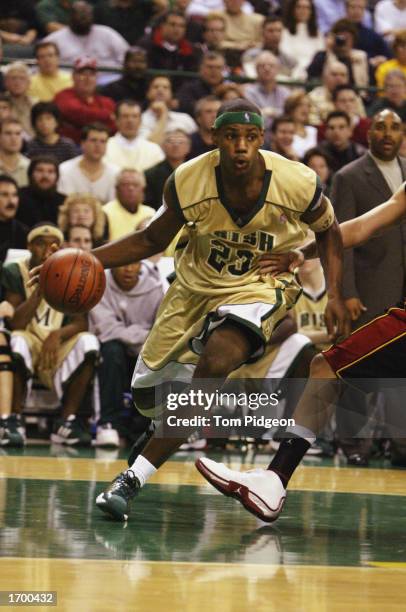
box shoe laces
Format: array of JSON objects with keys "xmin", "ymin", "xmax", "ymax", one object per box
[{"xmin": 111, "ymin": 470, "xmax": 139, "ymax": 496}]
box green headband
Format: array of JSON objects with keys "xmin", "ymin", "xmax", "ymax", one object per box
[{"xmin": 213, "ymin": 111, "xmax": 264, "ymax": 130}]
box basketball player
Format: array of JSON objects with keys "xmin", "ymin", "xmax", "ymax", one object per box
[
  {"xmin": 197, "ymin": 181, "xmax": 406, "ymax": 522},
  {"xmin": 31, "ymin": 99, "xmax": 349, "ymax": 521}
]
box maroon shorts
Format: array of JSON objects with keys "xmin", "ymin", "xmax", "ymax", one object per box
[{"xmin": 323, "ymin": 306, "xmax": 406, "ymax": 381}]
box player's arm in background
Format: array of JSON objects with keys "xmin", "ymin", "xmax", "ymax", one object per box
[
  {"xmin": 260, "ymin": 183, "xmax": 406, "ymax": 273},
  {"xmin": 91, "ymin": 176, "xmax": 184, "ymax": 268},
  {"xmin": 300, "ymin": 195, "xmax": 351, "ymax": 340}
]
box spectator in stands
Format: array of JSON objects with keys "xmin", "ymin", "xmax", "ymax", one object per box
[
  {"xmin": 17, "ymin": 156, "xmax": 65, "ymax": 228},
  {"xmin": 98, "ymin": 47, "xmax": 149, "ymax": 104},
  {"xmin": 139, "ymin": 10, "xmax": 199, "ymax": 87},
  {"xmin": 145, "ymin": 129, "xmax": 191, "ymax": 209},
  {"xmin": 307, "ymin": 19, "xmax": 371, "ymax": 91},
  {"xmin": 4, "ymin": 62, "xmax": 37, "ymax": 139},
  {"xmin": 220, "ymin": 0, "xmax": 264, "ymax": 55},
  {"xmin": 176, "ymin": 51, "xmax": 226, "ymax": 116},
  {"xmin": 0, "ymin": 119, "xmax": 29, "ymax": 188},
  {"xmin": 65, "ymin": 224, "xmax": 93, "ymax": 251},
  {"xmin": 105, "ymin": 100, "xmax": 165, "ymax": 171},
  {"xmin": 345, "ymin": 0, "xmax": 392, "ymax": 63},
  {"xmin": 103, "ymin": 169, "xmax": 155, "ymax": 241},
  {"xmin": 242, "ymin": 15, "xmax": 297, "ymax": 79},
  {"xmin": 308, "ymin": 60, "xmax": 351, "ymax": 124},
  {"xmin": 318, "ymin": 84, "xmax": 371, "ymax": 147},
  {"xmin": 54, "ymin": 57, "xmax": 116, "ymax": 145},
  {"xmin": 303, "ymin": 146, "xmax": 333, "ymax": 196},
  {"xmin": 244, "ymin": 51, "xmax": 290, "ymax": 129},
  {"xmin": 187, "ymin": 95, "xmax": 221, "ymax": 159},
  {"xmin": 58, "ymin": 124, "xmax": 118, "ymax": 204},
  {"xmin": 26, "ymin": 102, "xmax": 78, "ymax": 164},
  {"xmin": 94, "ymin": 0, "xmax": 164, "ymax": 45},
  {"xmin": 3, "ymin": 223, "xmax": 99, "ymax": 446},
  {"xmin": 36, "ymin": 0, "xmax": 72, "ymax": 35},
  {"xmin": 0, "ymin": 175, "xmax": 28, "ymax": 267},
  {"xmin": 376, "ymin": 30, "xmax": 406, "ymax": 89},
  {"xmin": 319, "ymin": 110, "xmax": 365, "ymax": 173},
  {"xmin": 89, "ymin": 260, "xmax": 163, "ymax": 447},
  {"xmin": 43, "ymin": 0, "xmax": 129, "ymax": 69},
  {"xmin": 368, "ymin": 69, "xmax": 406, "ymax": 121},
  {"xmin": 29, "ymin": 42, "xmax": 72, "ymax": 102},
  {"xmin": 199, "ymin": 13, "xmax": 227, "ymax": 55},
  {"xmin": 0, "ymin": 1, "xmax": 40, "ymax": 59},
  {"xmin": 214, "ymin": 81, "xmax": 244, "ymax": 100},
  {"xmin": 139, "ymin": 75, "xmax": 197, "ymax": 145},
  {"xmin": 269, "ymin": 115, "xmax": 299, "ymax": 160},
  {"xmin": 58, "ymin": 193, "xmax": 108, "ymax": 245},
  {"xmin": 0, "ymin": 96, "xmax": 12, "ymax": 122},
  {"xmin": 284, "ymin": 91, "xmax": 317, "ymax": 158},
  {"xmin": 280, "ymin": 0, "xmax": 325, "ymax": 80},
  {"xmin": 374, "ymin": 0, "xmax": 406, "ymax": 41}
]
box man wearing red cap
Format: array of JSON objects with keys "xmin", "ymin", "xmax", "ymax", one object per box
[{"xmin": 54, "ymin": 57, "xmax": 116, "ymax": 144}]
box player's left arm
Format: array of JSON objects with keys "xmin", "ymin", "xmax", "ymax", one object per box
[{"xmin": 301, "ymin": 195, "xmax": 351, "ymax": 341}]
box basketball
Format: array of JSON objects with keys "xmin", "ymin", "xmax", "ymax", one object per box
[{"xmin": 39, "ymin": 248, "xmax": 106, "ymax": 315}]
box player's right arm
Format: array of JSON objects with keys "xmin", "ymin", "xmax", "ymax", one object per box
[{"xmin": 91, "ymin": 178, "xmax": 183, "ymax": 269}]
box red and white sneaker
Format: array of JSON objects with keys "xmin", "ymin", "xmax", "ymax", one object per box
[{"xmin": 195, "ymin": 457, "xmax": 286, "ymax": 523}]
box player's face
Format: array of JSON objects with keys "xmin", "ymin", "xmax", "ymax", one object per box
[
  {"xmin": 68, "ymin": 226, "xmax": 93, "ymax": 251},
  {"xmin": 368, "ymin": 110, "xmax": 403, "ymax": 161},
  {"xmin": 31, "ymin": 163, "xmax": 58, "ymax": 191},
  {"xmin": 82, "ymin": 130, "xmax": 108, "ymax": 161},
  {"xmin": 112, "ymin": 262, "xmax": 141, "ymax": 291},
  {"xmin": 0, "ymin": 182, "xmax": 18, "ymax": 221},
  {"xmin": 69, "ymin": 203, "xmax": 94, "ymax": 227},
  {"xmin": 214, "ymin": 124, "xmax": 264, "ymax": 176},
  {"xmin": 29, "ymin": 236, "xmax": 61, "ymax": 267}
]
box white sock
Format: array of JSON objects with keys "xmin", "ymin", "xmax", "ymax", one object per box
[
  {"xmin": 126, "ymin": 455, "xmax": 157, "ymax": 487},
  {"xmin": 286, "ymin": 424, "xmax": 316, "ymax": 445}
]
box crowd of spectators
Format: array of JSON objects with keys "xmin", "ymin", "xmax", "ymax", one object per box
[{"xmin": 0, "ymin": 0, "xmax": 406, "ymax": 464}]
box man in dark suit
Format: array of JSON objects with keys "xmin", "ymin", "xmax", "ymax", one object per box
[{"xmin": 331, "ymin": 108, "xmax": 406, "ymax": 464}]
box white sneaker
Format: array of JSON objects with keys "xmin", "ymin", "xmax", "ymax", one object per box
[
  {"xmin": 195, "ymin": 457, "xmax": 286, "ymax": 523},
  {"xmin": 179, "ymin": 432, "xmax": 207, "ymax": 451},
  {"xmin": 94, "ymin": 424, "xmax": 120, "ymax": 448}
]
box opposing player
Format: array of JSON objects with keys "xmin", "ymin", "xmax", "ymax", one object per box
[
  {"xmin": 197, "ymin": 181, "xmax": 406, "ymax": 522},
  {"xmin": 31, "ymin": 99, "xmax": 349, "ymax": 521}
]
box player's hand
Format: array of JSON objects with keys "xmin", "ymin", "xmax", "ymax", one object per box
[
  {"xmin": 345, "ymin": 297, "xmax": 367, "ymax": 321},
  {"xmin": 39, "ymin": 330, "xmax": 61, "ymax": 371},
  {"xmin": 258, "ymin": 249, "xmax": 304, "ymax": 276},
  {"xmin": 0, "ymin": 301, "xmax": 14, "ymax": 319},
  {"xmin": 324, "ymin": 295, "xmax": 351, "ymax": 342}
]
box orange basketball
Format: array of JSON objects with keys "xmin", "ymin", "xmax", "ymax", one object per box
[{"xmin": 39, "ymin": 248, "xmax": 106, "ymax": 315}]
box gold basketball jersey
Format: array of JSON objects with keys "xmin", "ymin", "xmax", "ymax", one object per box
[
  {"xmin": 169, "ymin": 149, "xmax": 324, "ymax": 295},
  {"xmin": 293, "ymin": 282, "xmax": 328, "ymax": 348}
]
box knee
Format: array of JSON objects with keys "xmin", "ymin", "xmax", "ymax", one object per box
[
  {"xmin": 197, "ymin": 350, "xmax": 241, "ymax": 378},
  {"xmin": 101, "ymin": 340, "xmax": 127, "ymax": 365},
  {"xmin": 309, "ymin": 353, "xmax": 335, "ymax": 379}
]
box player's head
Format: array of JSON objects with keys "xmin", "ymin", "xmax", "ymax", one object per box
[
  {"xmin": 212, "ymin": 99, "xmax": 264, "ymax": 175},
  {"xmin": 27, "ymin": 222, "xmax": 63, "ymax": 267}
]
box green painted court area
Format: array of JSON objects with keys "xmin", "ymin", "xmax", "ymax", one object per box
[{"xmin": 0, "ymin": 446, "xmax": 405, "ymax": 611}]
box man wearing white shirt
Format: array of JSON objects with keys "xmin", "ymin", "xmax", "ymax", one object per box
[
  {"xmin": 105, "ymin": 100, "xmax": 164, "ymax": 172},
  {"xmin": 58, "ymin": 123, "xmax": 118, "ymax": 204},
  {"xmin": 374, "ymin": 0, "xmax": 406, "ymax": 39},
  {"xmin": 139, "ymin": 76, "xmax": 197, "ymax": 146},
  {"xmin": 44, "ymin": 1, "xmax": 129, "ymax": 69}
]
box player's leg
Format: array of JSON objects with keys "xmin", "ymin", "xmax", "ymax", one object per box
[
  {"xmin": 196, "ymin": 352, "xmax": 337, "ymax": 522},
  {"xmin": 0, "ymin": 331, "xmax": 21, "ymax": 446},
  {"xmin": 51, "ymin": 334, "xmax": 99, "ymax": 446},
  {"xmin": 96, "ymin": 322, "xmax": 254, "ymax": 521}
]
